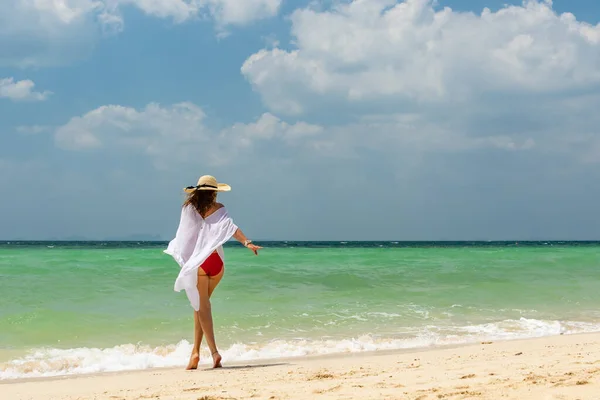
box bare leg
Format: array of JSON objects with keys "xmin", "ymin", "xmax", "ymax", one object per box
[
  {"xmin": 190, "ymin": 267, "xmax": 224, "ymax": 369},
  {"xmin": 186, "ymin": 311, "xmax": 203, "ymax": 370},
  {"xmin": 197, "ymin": 296, "xmax": 219, "ymax": 367}
]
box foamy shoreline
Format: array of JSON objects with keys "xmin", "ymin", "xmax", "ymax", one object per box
[
  {"xmin": 3, "ymin": 317, "xmax": 599, "ymax": 381},
  {"xmin": 2, "ymin": 333, "xmax": 599, "ymax": 399}
]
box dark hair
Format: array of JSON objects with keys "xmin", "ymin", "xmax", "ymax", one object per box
[{"xmin": 183, "ymin": 189, "xmax": 217, "ymax": 217}]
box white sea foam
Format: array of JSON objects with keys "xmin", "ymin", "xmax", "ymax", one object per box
[{"xmin": 1, "ymin": 318, "xmax": 599, "ymax": 380}]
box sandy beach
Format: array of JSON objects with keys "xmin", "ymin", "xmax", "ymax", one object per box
[{"xmin": 2, "ymin": 333, "xmax": 599, "ymax": 400}]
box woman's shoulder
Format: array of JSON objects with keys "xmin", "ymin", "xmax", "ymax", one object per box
[
  {"xmin": 181, "ymin": 203, "xmax": 196, "ymax": 212},
  {"xmin": 202, "ymin": 203, "xmax": 227, "ymax": 219},
  {"xmin": 212, "ymin": 203, "xmax": 226, "ymax": 215},
  {"xmin": 181, "ymin": 204, "xmax": 200, "ymax": 218}
]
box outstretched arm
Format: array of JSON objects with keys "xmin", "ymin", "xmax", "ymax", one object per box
[{"xmin": 233, "ymin": 228, "xmax": 262, "ymax": 255}]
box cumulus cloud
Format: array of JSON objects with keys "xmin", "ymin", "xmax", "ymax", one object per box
[
  {"xmin": 4, "ymin": 1, "xmax": 600, "ymax": 241},
  {"xmin": 54, "ymin": 103, "xmax": 210, "ymax": 167},
  {"xmin": 0, "ymin": 78, "xmax": 52, "ymax": 101},
  {"xmin": 238, "ymin": 0, "xmax": 600, "ymax": 165},
  {"xmin": 223, "ymin": 112, "xmax": 323, "ymax": 145},
  {"xmin": 0, "ymin": 0, "xmax": 104, "ymax": 67},
  {"xmin": 35, "ymin": 99, "xmax": 546, "ymax": 177},
  {"xmin": 204, "ymin": 0, "xmax": 281, "ymax": 26},
  {"xmin": 115, "ymin": 0, "xmax": 281, "ymax": 25},
  {"xmin": 1, "ymin": 0, "xmax": 281, "ymax": 67},
  {"xmin": 50, "ymin": 103, "xmax": 322, "ymax": 168},
  {"xmin": 241, "ymin": 0, "xmax": 600, "ymax": 114}
]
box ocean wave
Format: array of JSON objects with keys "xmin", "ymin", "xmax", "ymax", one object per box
[{"xmin": 1, "ymin": 318, "xmax": 599, "ymax": 380}]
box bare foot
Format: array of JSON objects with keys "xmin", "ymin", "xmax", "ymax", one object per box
[
  {"xmin": 212, "ymin": 352, "xmax": 222, "ymax": 368},
  {"xmin": 186, "ymin": 353, "xmax": 200, "ymax": 370}
]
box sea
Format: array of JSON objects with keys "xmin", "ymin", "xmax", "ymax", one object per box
[{"xmin": 1, "ymin": 241, "xmax": 599, "ymax": 380}]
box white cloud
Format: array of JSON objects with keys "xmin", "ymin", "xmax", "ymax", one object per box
[
  {"xmin": 54, "ymin": 102, "xmax": 209, "ymax": 154},
  {"xmin": 10, "ymin": 98, "xmax": 600, "ymax": 240},
  {"xmin": 41, "ymin": 99, "xmax": 545, "ymax": 175},
  {"xmin": 53, "ymin": 101, "xmax": 535, "ymax": 168},
  {"xmin": 291, "ymin": 113, "xmax": 538, "ymax": 165},
  {"xmin": 4, "ymin": 3, "xmax": 600, "ymax": 241},
  {"xmin": 238, "ymin": 0, "xmax": 600, "ymax": 165},
  {"xmin": 50, "ymin": 103, "xmax": 322, "ymax": 168},
  {"xmin": 223, "ymin": 112, "xmax": 323, "ymax": 145},
  {"xmin": 1, "ymin": 0, "xmax": 281, "ymax": 67},
  {"xmin": 204, "ymin": 0, "xmax": 280, "ymax": 26},
  {"xmin": 210, "ymin": 112, "xmax": 325, "ymax": 165},
  {"xmin": 0, "ymin": 0, "xmax": 114, "ymax": 67},
  {"xmin": 114, "ymin": 0, "xmax": 281, "ymax": 25},
  {"xmin": 119, "ymin": 0, "xmax": 200, "ymax": 23},
  {"xmin": 45, "ymin": 100, "xmax": 532, "ymax": 168},
  {"xmin": 241, "ymin": 0, "xmax": 600, "ymax": 115},
  {"xmin": 0, "ymin": 78, "xmax": 52, "ymax": 101}
]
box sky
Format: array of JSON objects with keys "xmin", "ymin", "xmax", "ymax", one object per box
[{"xmin": 1, "ymin": 0, "xmax": 600, "ymax": 241}]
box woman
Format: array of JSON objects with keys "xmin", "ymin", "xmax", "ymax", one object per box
[{"xmin": 164, "ymin": 175, "xmax": 262, "ymax": 369}]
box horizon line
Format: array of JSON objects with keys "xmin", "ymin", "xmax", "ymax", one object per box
[{"xmin": 2, "ymin": 239, "xmax": 600, "ymax": 243}]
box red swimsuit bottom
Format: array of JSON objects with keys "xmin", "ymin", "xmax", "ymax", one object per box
[{"xmin": 199, "ymin": 251, "xmax": 223, "ymax": 277}]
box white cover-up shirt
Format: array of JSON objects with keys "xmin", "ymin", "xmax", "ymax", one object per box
[{"xmin": 164, "ymin": 205, "xmax": 238, "ymax": 310}]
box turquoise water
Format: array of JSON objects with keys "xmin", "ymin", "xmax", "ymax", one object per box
[{"xmin": 1, "ymin": 242, "xmax": 599, "ymax": 379}]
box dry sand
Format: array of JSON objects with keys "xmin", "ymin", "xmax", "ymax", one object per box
[{"xmin": 2, "ymin": 333, "xmax": 599, "ymax": 400}]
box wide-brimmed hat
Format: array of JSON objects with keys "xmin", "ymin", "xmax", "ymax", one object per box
[{"xmin": 184, "ymin": 175, "xmax": 231, "ymax": 193}]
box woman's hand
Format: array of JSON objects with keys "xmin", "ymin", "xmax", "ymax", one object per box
[
  {"xmin": 246, "ymin": 243, "xmax": 262, "ymax": 255},
  {"xmin": 233, "ymin": 229, "xmax": 262, "ymax": 255}
]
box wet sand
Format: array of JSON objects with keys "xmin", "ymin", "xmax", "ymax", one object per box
[{"xmin": 2, "ymin": 333, "xmax": 599, "ymax": 399}]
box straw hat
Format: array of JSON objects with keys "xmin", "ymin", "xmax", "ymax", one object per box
[{"xmin": 184, "ymin": 175, "xmax": 231, "ymax": 193}]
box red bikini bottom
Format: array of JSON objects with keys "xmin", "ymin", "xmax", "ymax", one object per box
[{"xmin": 199, "ymin": 251, "xmax": 223, "ymax": 277}]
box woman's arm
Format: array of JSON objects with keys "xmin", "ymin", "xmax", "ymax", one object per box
[{"xmin": 233, "ymin": 228, "xmax": 262, "ymax": 255}]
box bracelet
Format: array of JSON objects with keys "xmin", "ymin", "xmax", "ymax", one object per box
[{"xmin": 244, "ymin": 240, "xmax": 252, "ymax": 247}]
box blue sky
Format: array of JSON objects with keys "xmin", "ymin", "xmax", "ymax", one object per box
[{"xmin": 1, "ymin": 0, "xmax": 600, "ymax": 240}]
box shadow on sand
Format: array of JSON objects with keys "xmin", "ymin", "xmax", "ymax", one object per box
[{"xmin": 202, "ymin": 362, "xmax": 290, "ymax": 371}]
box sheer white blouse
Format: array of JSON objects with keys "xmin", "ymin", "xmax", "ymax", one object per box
[{"xmin": 164, "ymin": 205, "xmax": 238, "ymax": 310}]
